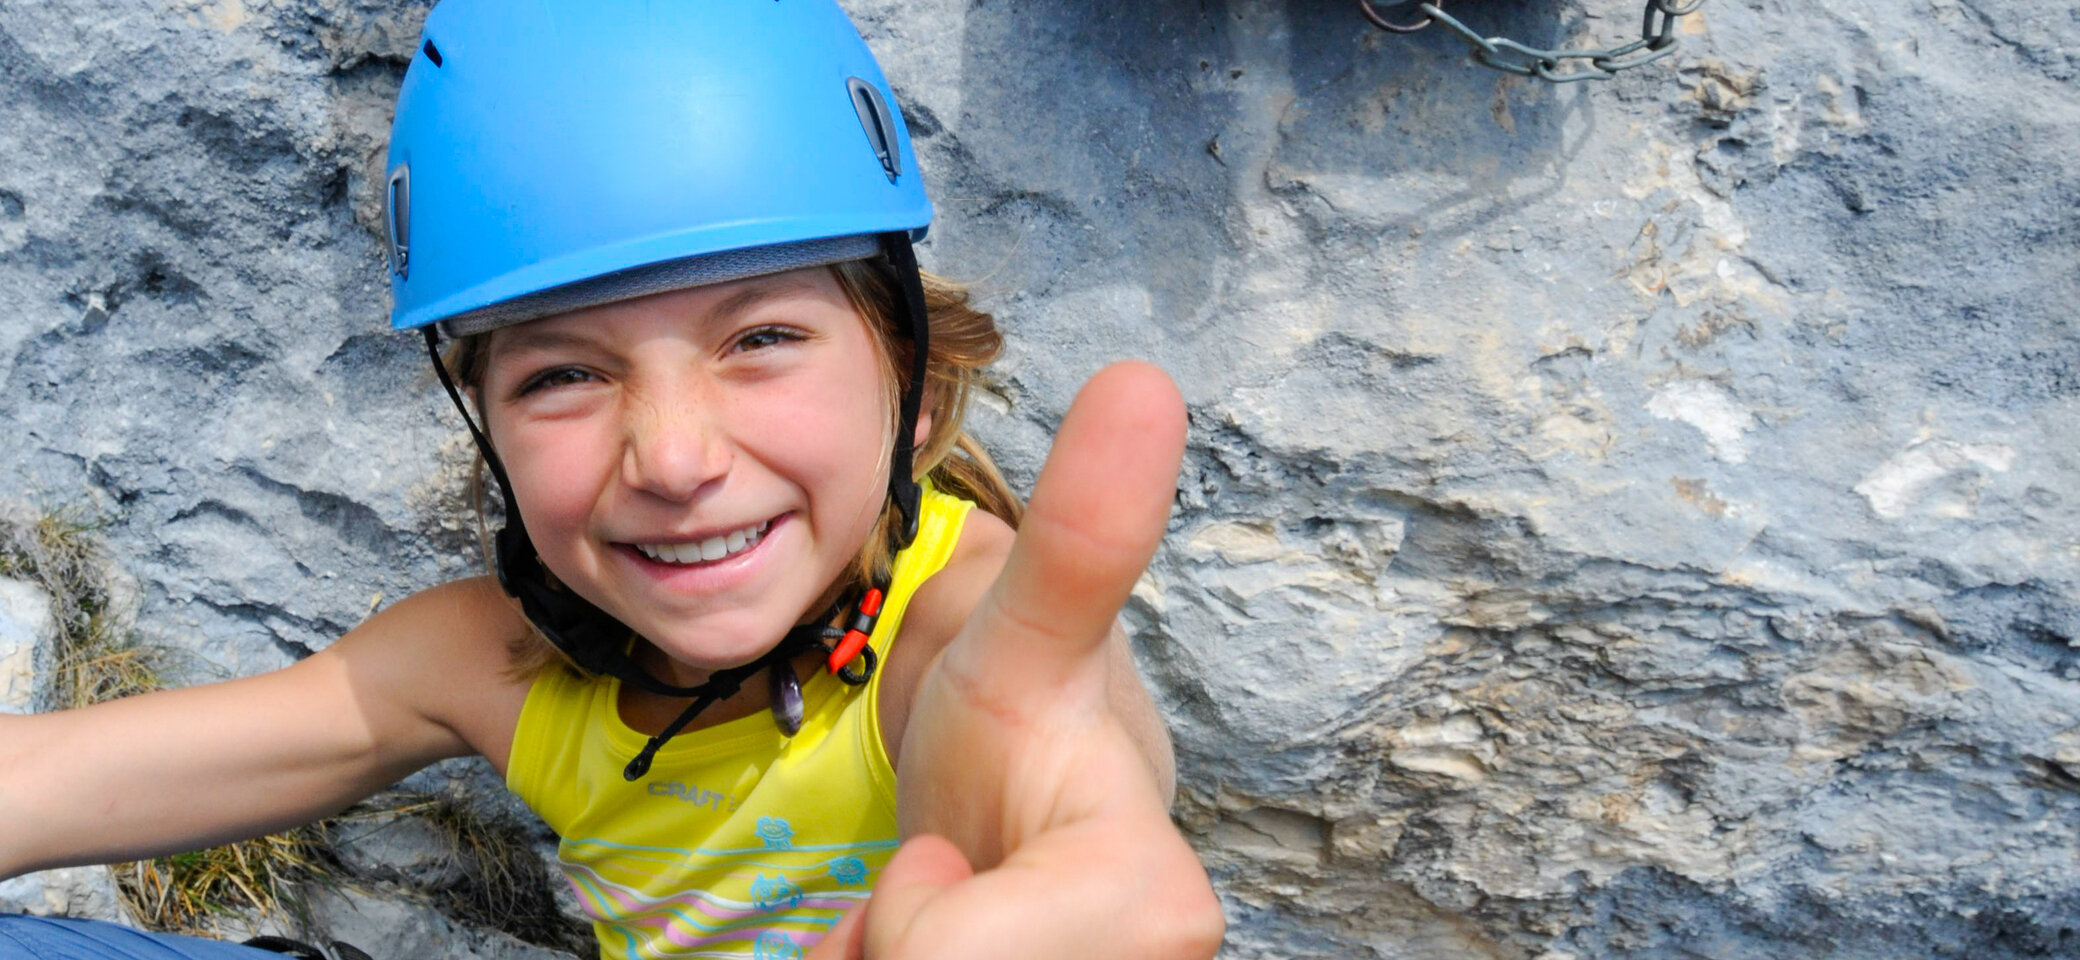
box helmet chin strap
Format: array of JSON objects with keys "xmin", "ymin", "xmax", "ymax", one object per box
[
  {"xmin": 881, "ymin": 231, "xmax": 929, "ymax": 549},
  {"xmin": 416, "ymin": 235, "xmax": 931, "ymax": 780}
]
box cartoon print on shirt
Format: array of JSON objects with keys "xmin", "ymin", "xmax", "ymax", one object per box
[
  {"xmin": 749, "ymin": 873, "xmax": 803, "ymax": 912},
  {"xmin": 752, "ymin": 930, "xmax": 807, "ymax": 960},
  {"xmin": 755, "ymin": 815, "xmax": 795, "ymax": 850},
  {"xmin": 827, "ymin": 856, "xmax": 869, "ymax": 887}
]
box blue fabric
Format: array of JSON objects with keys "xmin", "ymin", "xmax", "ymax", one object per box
[{"xmin": 0, "ymin": 915, "xmax": 286, "ymax": 960}]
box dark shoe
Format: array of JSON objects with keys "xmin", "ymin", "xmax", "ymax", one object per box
[{"xmin": 242, "ymin": 936, "xmax": 374, "ymax": 960}]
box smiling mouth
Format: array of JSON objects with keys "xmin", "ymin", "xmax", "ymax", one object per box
[{"xmin": 631, "ymin": 520, "xmax": 772, "ymax": 565}]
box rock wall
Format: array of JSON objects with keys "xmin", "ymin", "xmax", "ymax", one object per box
[{"xmin": 3, "ymin": 0, "xmax": 2076, "ymax": 957}]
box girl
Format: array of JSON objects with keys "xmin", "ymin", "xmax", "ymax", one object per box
[{"xmin": 0, "ymin": 2, "xmax": 1223, "ymax": 959}]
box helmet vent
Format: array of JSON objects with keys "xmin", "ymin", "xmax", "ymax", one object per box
[
  {"xmin": 421, "ymin": 40, "xmax": 444, "ymax": 67},
  {"xmin": 385, "ymin": 164, "xmax": 410, "ymax": 277},
  {"xmin": 847, "ymin": 78, "xmax": 902, "ymax": 183}
]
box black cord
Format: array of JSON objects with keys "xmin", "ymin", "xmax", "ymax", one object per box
[
  {"xmin": 882, "ymin": 233, "xmax": 930, "ymax": 549},
  {"xmin": 621, "ymin": 622, "xmax": 832, "ymax": 780}
]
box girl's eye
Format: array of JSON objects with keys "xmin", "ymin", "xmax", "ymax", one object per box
[
  {"xmin": 734, "ymin": 325, "xmax": 805, "ymax": 353},
  {"xmin": 516, "ymin": 366, "xmax": 597, "ymax": 396}
]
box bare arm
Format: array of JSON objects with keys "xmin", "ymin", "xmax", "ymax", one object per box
[{"xmin": 0, "ymin": 577, "xmax": 529, "ymax": 878}]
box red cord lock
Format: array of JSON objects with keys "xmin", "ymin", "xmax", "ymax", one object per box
[
  {"xmin": 827, "ymin": 630, "xmax": 870, "ymax": 674},
  {"xmin": 826, "ymin": 588, "xmax": 884, "ymax": 674}
]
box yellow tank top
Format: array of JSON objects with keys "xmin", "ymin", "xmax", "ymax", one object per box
[{"xmin": 506, "ymin": 484, "xmax": 973, "ymax": 960}]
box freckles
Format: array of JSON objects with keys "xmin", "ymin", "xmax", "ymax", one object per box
[
  {"xmin": 734, "ymin": 378, "xmax": 891, "ymax": 522},
  {"xmin": 738, "ymin": 408, "xmax": 864, "ymax": 485},
  {"xmin": 507, "ymin": 427, "xmax": 611, "ymax": 525},
  {"xmin": 739, "ymin": 370, "xmax": 882, "ymax": 445}
]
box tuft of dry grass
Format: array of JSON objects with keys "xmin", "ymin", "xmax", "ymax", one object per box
[
  {"xmin": 347, "ymin": 792, "xmax": 596, "ymax": 959},
  {"xmin": 0, "ymin": 504, "xmax": 332, "ymax": 935},
  {"xmin": 0, "ymin": 506, "xmax": 171, "ymax": 709},
  {"xmin": 113, "ymin": 828, "xmax": 339, "ymax": 935}
]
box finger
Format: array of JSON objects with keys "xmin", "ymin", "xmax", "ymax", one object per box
[
  {"xmin": 965, "ymin": 362, "xmax": 1186, "ymax": 681},
  {"xmin": 861, "ymin": 834, "xmax": 975, "ymax": 958}
]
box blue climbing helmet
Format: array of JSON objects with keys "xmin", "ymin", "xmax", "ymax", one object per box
[
  {"xmin": 383, "ymin": 0, "xmax": 937, "ymax": 771},
  {"xmin": 382, "ymin": 0, "xmax": 931, "ymax": 334}
]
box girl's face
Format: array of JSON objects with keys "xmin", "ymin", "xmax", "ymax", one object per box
[{"xmin": 478, "ymin": 267, "xmax": 900, "ymax": 675}]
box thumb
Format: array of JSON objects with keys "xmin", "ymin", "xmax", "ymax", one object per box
[{"xmin": 963, "ymin": 362, "xmax": 1186, "ymax": 683}]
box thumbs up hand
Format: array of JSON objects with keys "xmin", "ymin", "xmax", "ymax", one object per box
[{"xmin": 808, "ymin": 362, "xmax": 1224, "ymax": 960}]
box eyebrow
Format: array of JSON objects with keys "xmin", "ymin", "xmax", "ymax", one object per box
[
  {"xmin": 491, "ymin": 272, "xmax": 829, "ymax": 356},
  {"xmin": 703, "ymin": 272, "xmax": 829, "ymax": 328},
  {"xmin": 489, "ymin": 325, "xmax": 604, "ymax": 357}
]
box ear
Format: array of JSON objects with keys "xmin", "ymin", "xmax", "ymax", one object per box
[
  {"xmin": 901, "ymin": 373, "xmax": 935, "ymax": 453},
  {"xmin": 911, "ymin": 407, "xmax": 933, "ymax": 451}
]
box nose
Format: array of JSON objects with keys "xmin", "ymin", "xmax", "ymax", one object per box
[{"xmin": 620, "ymin": 384, "xmax": 731, "ymax": 502}]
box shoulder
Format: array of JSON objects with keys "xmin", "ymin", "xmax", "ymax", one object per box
[
  {"xmin": 905, "ymin": 505, "xmax": 1012, "ymax": 649},
  {"xmin": 876, "ymin": 507, "xmax": 1014, "ymax": 759},
  {"xmin": 318, "ymin": 576, "xmax": 538, "ymax": 774},
  {"xmin": 337, "ymin": 576, "xmax": 531, "ymax": 668}
]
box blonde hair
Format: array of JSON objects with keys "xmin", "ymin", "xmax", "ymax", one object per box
[{"xmin": 439, "ymin": 261, "xmax": 1022, "ymax": 676}]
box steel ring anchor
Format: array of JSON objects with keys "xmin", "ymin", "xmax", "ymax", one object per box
[{"xmin": 1358, "ymin": 0, "xmax": 1444, "ymax": 34}]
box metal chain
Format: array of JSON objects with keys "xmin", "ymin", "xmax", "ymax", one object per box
[{"xmin": 1357, "ymin": 0, "xmax": 1707, "ymax": 83}]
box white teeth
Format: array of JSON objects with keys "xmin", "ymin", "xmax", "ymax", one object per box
[{"xmin": 636, "ymin": 521, "xmax": 769, "ymax": 565}]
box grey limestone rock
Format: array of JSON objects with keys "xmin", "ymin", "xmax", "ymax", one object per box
[
  {"xmin": 2, "ymin": 0, "xmax": 2076, "ymax": 957},
  {"xmin": 228, "ymin": 886, "xmax": 580, "ymax": 960},
  {"xmin": 0, "ymin": 866, "xmax": 132, "ymax": 927},
  {"xmin": 0, "ymin": 577, "xmax": 53, "ymax": 713}
]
